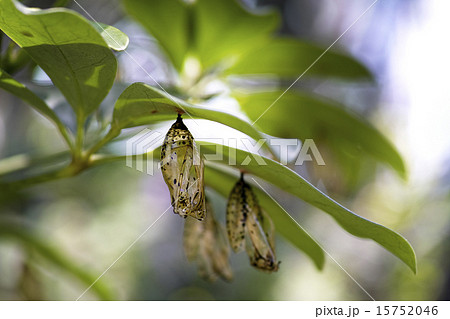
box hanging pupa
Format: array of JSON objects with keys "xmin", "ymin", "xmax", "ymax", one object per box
[
  {"xmin": 183, "ymin": 199, "xmax": 233, "ymax": 281},
  {"xmin": 226, "ymin": 173, "xmax": 279, "ymax": 272},
  {"xmin": 226, "ymin": 174, "xmax": 251, "ymax": 253},
  {"xmin": 245, "ymin": 208, "xmax": 279, "ymax": 272},
  {"xmin": 160, "ymin": 114, "xmax": 206, "ymax": 220}
]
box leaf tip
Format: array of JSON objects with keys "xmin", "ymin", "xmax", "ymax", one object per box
[
  {"xmin": 409, "ymin": 254, "xmax": 418, "ymax": 275},
  {"xmin": 315, "ymin": 253, "xmax": 326, "ymax": 271}
]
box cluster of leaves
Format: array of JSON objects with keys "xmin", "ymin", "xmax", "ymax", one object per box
[{"xmin": 0, "ymin": 0, "xmax": 415, "ymax": 299}]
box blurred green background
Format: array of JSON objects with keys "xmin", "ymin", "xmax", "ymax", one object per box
[{"xmin": 0, "ymin": 0, "xmax": 449, "ymax": 300}]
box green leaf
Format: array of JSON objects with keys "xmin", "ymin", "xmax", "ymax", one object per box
[
  {"xmin": 123, "ymin": 0, "xmax": 280, "ymax": 71},
  {"xmin": 0, "ymin": 0, "xmax": 117, "ymax": 117},
  {"xmin": 198, "ymin": 142, "xmax": 417, "ymax": 273},
  {"xmin": 90, "ymin": 22, "xmax": 129, "ymax": 51},
  {"xmin": 0, "ymin": 68, "xmax": 73, "ymax": 149},
  {"xmin": 123, "ymin": 0, "xmax": 190, "ymax": 71},
  {"xmin": 204, "ymin": 164, "xmax": 325, "ymax": 270},
  {"xmin": 235, "ymin": 91, "xmax": 406, "ymax": 179},
  {"xmin": 226, "ymin": 38, "xmax": 373, "ymax": 80},
  {"xmin": 194, "ymin": 0, "xmax": 280, "ymax": 69},
  {"xmin": 0, "ymin": 222, "xmax": 114, "ymax": 300},
  {"xmin": 112, "ymin": 82, "xmax": 272, "ymax": 154}
]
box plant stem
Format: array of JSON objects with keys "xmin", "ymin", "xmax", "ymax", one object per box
[
  {"xmin": 2, "ymin": 123, "xmax": 121, "ymax": 190},
  {"xmin": 56, "ymin": 121, "xmax": 76, "ymax": 153},
  {"xmin": 0, "ymin": 151, "xmax": 70, "ymax": 178},
  {"xmin": 85, "ymin": 127, "xmax": 121, "ymax": 160},
  {"xmin": 3, "ymin": 165, "xmax": 75, "ymax": 191},
  {"xmin": 89, "ymin": 149, "xmax": 157, "ymax": 167},
  {"xmin": 74, "ymin": 114, "xmax": 85, "ymax": 161}
]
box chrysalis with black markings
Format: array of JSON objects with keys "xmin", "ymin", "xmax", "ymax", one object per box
[
  {"xmin": 226, "ymin": 174, "xmax": 279, "ymax": 272},
  {"xmin": 245, "ymin": 208, "xmax": 279, "ymax": 272},
  {"xmin": 160, "ymin": 114, "xmax": 206, "ymax": 220},
  {"xmin": 184, "ymin": 199, "xmax": 233, "ymax": 281},
  {"xmin": 226, "ymin": 175, "xmax": 251, "ymax": 252}
]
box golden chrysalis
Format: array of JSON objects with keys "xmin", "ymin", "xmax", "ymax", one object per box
[{"xmin": 160, "ymin": 114, "xmax": 206, "ymax": 220}]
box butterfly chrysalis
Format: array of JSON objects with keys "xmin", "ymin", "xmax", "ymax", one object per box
[
  {"xmin": 184, "ymin": 199, "xmax": 233, "ymax": 281},
  {"xmin": 160, "ymin": 114, "xmax": 206, "ymax": 220},
  {"xmin": 226, "ymin": 173, "xmax": 279, "ymax": 272}
]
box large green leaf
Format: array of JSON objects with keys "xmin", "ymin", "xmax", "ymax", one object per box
[
  {"xmin": 204, "ymin": 164, "xmax": 325, "ymax": 270},
  {"xmin": 0, "ymin": 223, "xmax": 114, "ymax": 300},
  {"xmin": 123, "ymin": 0, "xmax": 279, "ymax": 72},
  {"xmin": 226, "ymin": 38, "xmax": 372, "ymax": 80},
  {"xmin": 194, "ymin": 0, "xmax": 280, "ymax": 69},
  {"xmin": 111, "ymin": 82, "xmax": 272, "ymax": 154},
  {"xmin": 235, "ymin": 91, "xmax": 406, "ymax": 179},
  {"xmin": 123, "ymin": 0, "xmax": 190, "ymax": 71},
  {"xmin": 198, "ymin": 142, "xmax": 416, "ymax": 273},
  {"xmin": 0, "ymin": 0, "xmax": 117, "ymax": 117}
]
